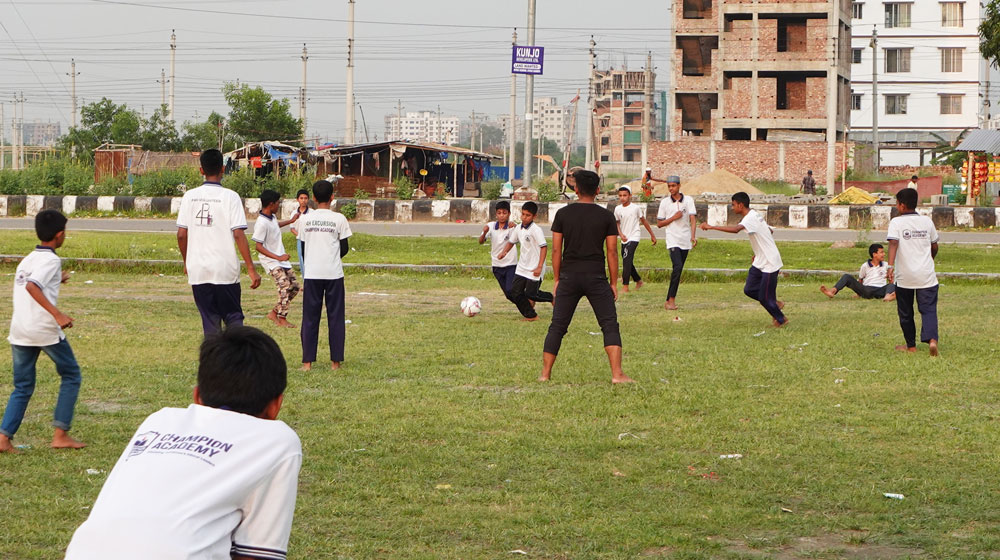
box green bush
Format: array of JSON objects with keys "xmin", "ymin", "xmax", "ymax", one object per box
[
  {"xmin": 221, "ymin": 167, "xmax": 259, "ymax": 198},
  {"xmin": 132, "ymin": 166, "xmax": 203, "ymax": 197},
  {"xmin": 221, "ymin": 166, "xmax": 315, "ymax": 199},
  {"xmin": 393, "ymin": 177, "xmax": 416, "ymax": 200},
  {"xmin": 535, "ymin": 179, "xmax": 561, "ymax": 202},
  {"xmin": 340, "ymin": 201, "xmax": 357, "ymax": 220},
  {"xmin": 92, "ymin": 174, "xmax": 129, "ymax": 195},
  {"xmin": 480, "ymin": 179, "xmax": 503, "ymax": 200},
  {"xmin": 353, "ymin": 188, "xmax": 370, "ymax": 200},
  {"xmin": 0, "ymin": 169, "xmax": 23, "ymax": 195},
  {"xmin": 0, "ymin": 158, "xmax": 94, "ymax": 195}
]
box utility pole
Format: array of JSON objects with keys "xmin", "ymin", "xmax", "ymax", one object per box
[
  {"xmin": 438, "ymin": 105, "xmax": 443, "ymax": 144},
  {"xmin": 1, "ymin": 102, "xmax": 5, "ymax": 170},
  {"xmin": 509, "ymin": 28, "xmax": 518, "ymax": 182},
  {"xmin": 169, "ymin": 30, "xmax": 176, "ymax": 121},
  {"xmin": 68, "ymin": 59, "xmax": 80, "ymax": 128},
  {"xmin": 300, "ymin": 43, "xmax": 308, "ymax": 138},
  {"xmin": 470, "ymin": 109, "xmax": 477, "ymax": 150},
  {"xmin": 345, "ymin": 0, "xmax": 356, "ymax": 144},
  {"xmin": 585, "ymin": 36, "xmax": 596, "ymax": 171},
  {"xmin": 825, "ymin": 25, "xmax": 838, "ymax": 192},
  {"xmin": 871, "ymin": 27, "xmax": 879, "ymax": 170},
  {"xmin": 158, "ymin": 68, "xmax": 168, "ymax": 108},
  {"xmin": 522, "ymin": 0, "xmax": 536, "ymax": 187},
  {"xmin": 641, "ymin": 51, "xmax": 652, "ymax": 171},
  {"xmin": 14, "ymin": 92, "xmax": 25, "ymax": 170}
]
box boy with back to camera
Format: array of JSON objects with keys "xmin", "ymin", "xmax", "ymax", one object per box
[
  {"xmin": 499, "ymin": 201, "xmax": 553, "ymax": 321},
  {"xmin": 0, "ymin": 209, "xmax": 85, "ymax": 453},
  {"xmin": 820, "ymin": 243, "xmax": 896, "ymax": 301},
  {"xmin": 253, "ymin": 189, "xmax": 301, "ymax": 329},
  {"xmin": 886, "ymin": 187, "xmax": 940, "ymax": 356},
  {"xmin": 478, "ymin": 200, "xmax": 518, "ymax": 306},
  {"xmin": 613, "ymin": 185, "xmax": 657, "ymax": 294},
  {"xmin": 65, "ymin": 326, "xmax": 302, "ymax": 560}
]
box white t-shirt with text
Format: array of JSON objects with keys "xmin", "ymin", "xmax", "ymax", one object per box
[
  {"xmin": 613, "ymin": 203, "xmax": 644, "ymax": 243},
  {"xmin": 657, "ymin": 194, "xmax": 697, "ymax": 250},
  {"xmin": 65, "ymin": 404, "xmax": 302, "ymax": 560},
  {"xmin": 740, "ymin": 209, "xmax": 783, "ymax": 273},
  {"xmin": 486, "ymin": 221, "xmax": 518, "ymax": 267},
  {"xmin": 296, "ymin": 208, "xmax": 353, "ymax": 280},
  {"xmin": 251, "ymin": 213, "xmax": 291, "ymax": 273},
  {"xmin": 8, "ymin": 247, "xmax": 64, "ymax": 347},
  {"xmin": 887, "ymin": 213, "xmax": 939, "ymax": 289},
  {"xmin": 510, "ymin": 222, "xmax": 547, "ymax": 280},
  {"xmin": 176, "ymin": 183, "xmax": 248, "ymax": 286}
]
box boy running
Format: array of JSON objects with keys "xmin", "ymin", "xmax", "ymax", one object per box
[
  {"xmin": 478, "ymin": 200, "xmax": 518, "ymax": 306},
  {"xmin": 886, "ymin": 187, "xmax": 940, "ymax": 356},
  {"xmin": 253, "ymin": 189, "xmax": 301, "ymax": 328},
  {"xmin": 700, "ymin": 192, "xmax": 788, "ymax": 327},
  {"xmin": 820, "ymin": 243, "xmax": 896, "ymax": 301},
  {"xmin": 656, "ymin": 175, "xmax": 697, "ymax": 310},
  {"xmin": 297, "ymin": 180, "xmax": 352, "ymax": 370},
  {"xmin": 499, "ymin": 201, "xmax": 553, "ymax": 321},
  {"xmin": 614, "ymin": 186, "xmax": 657, "ymax": 293},
  {"xmin": 1, "ymin": 210, "xmax": 85, "ymax": 453}
]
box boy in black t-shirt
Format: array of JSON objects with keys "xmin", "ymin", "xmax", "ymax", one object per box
[{"xmin": 540, "ymin": 169, "xmax": 634, "ymax": 384}]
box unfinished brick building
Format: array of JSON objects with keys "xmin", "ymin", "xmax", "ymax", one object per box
[
  {"xmin": 593, "ymin": 68, "xmax": 656, "ymax": 163},
  {"xmin": 670, "ymin": 0, "xmax": 851, "ymax": 142}
]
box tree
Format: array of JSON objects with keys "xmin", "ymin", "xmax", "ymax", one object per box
[
  {"xmin": 181, "ymin": 112, "xmax": 234, "ymax": 152},
  {"xmin": 141, "ymin": 105, "xmax": 182, "ymax": 152},
  {"xmin": 980, "ymin": 2, "xmax": 1000, "ymax": 69},
  {"xmin": 222, "ymin": 82, "xmax": 301, "ymax": 146},
  {"xmin": 59, "ymin": 98, "xmax": 141, "ymax": 160}
]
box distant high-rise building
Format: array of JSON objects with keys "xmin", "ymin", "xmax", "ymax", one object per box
[
  {"xmin": 384, "ymin": 111, "xmax": 460, "ymax": 145},
  {"xmin": 593, "ymin": 69, "xmax": 657, "ymax": 162},
  {"xmin": 532, "ymin": 97, "xmax": 570, "ymax": 146},
  {"xmin": 22, "ymin": 121, "xmax": 61, "ymax": 147},
  {"xmin": 497, "ymin": 114, "xmax": 523, "ymax": 143}
]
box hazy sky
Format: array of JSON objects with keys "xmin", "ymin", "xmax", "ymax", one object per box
[{"xmin": 1, "ymin": 0, "xmax": 670, "ymax": 144}]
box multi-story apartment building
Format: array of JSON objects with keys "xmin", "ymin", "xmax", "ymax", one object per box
[
  {"xmin": 22, "ymin": 121, "xmax": 61, "ymax": 147},
  {"xmin": 850, "ymin": 1, "xmax": 997, "ymax": 165},
  {"xmin": 497, "ymin": 114, "xmax": 523, "ymax": 144},
  {"xmin": 383, "ymin": 111, "xmax": 460, "ymax": 145},
  {"xmin": 593, "ymin": 68, "xmax": 656, "ymax": 162},
  {"xmin": 532, "ymin": 97, "xmax": 570, "ymax": 145}
]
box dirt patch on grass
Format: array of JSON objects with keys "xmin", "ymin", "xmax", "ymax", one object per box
[
  {"xmin": 81, "ymin": 399, "xmax": 126, "ymax": 413},
  {"xmin": 724, "ymin": 533, "xmax": 924, "ymax": 559}
]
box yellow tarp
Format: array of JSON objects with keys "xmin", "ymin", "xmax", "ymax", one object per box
[{"xmin": 828, "ymin": 186, "xmax": 877, "ymax": 205}]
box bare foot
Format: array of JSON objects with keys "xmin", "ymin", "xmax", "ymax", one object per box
[
  {"xmin": 275, "ymin": 317, "xmax": 297, "ymax": 329},
  {"xmin": 0, "ymin": 435, "xmax": 20, "ymax": 454},
  {"xmin": 267, "ymin": 310, "xmax": 281, "ymax": 325},
  {"xmin": 331, "ymin": 361, "xmax": 341, "ymax": 370},
  {"xmin": 300, "ymin": 362, "xmax": 312, "ymax": 371},
  {"xmin": 538, "ymin": 373, "xmax": 550, "ymax": 382},
  {"xmin": 777, "ymin": 300, "xmax": 785, "ymax": 310},
  {"xmin": 773, "ymin": 317, "xmax": 789, "ymax": 328},
  {"xmin": 883, "ymin": 293, "xmax": 896, "ymax": 302},
  {"xmin": 621, "ymin": 285, "xmax": 630, "ymax": 293},
  {"xmin": 521, "ymin": 316, "xmax": 539, "ymax": 322},
  {"xmin": 929, "ymin": 339, "xmax": 939, "ymax": 357},
  {"xmin": 636, "ymin": 281, "xmax": 644, "ymax": 290},
  {"xmin": 894, "ymin": 345, "xmax": 917, "ymax": 353},
  {"xmin": 664, "ymin": 301, "xmax": 678, "ymax": 311},
  {"xmin": 51, "ymin": 429, "xmax": 86, "ymax": 450},
  {"xmin": 819, "ymin": 286, "xmax": 837, "ymax": 298},
  {"xmin": 612, "ymin": 374, "xmax": 636, "ymax": 384}
]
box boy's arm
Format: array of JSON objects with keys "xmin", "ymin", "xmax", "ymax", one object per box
[
  {"xmin": 498, "ymin": 241, "xmax": 515, "ymax": 259},
  {"xmin": 340, "ymin": 238, "xmax": 350, "ymax": 259},
  {"xmin": 255, "ymin": 241, "xmax": 290, "ymax": 262},
  {"xmin": 234, "ymin": 230, "xmax": 262, "ymax": 289},
  {"xmin": 616, "ymin": 219, "xmax": 627, "ymax": 242},
  {"xmin": 640, "ymin": 217, "xmax": 657, "ymax": 245},
  {"xmin": 479, "ymin": 225, "xmax": 489, "ymax": 245},
  {"xmin": 534, "ymin": 245, "xmax": 547, "ymax": 277},
  {"xmin": 277, "ymin": 212, "xmax": 300, "ymax": 228},
  {"xmin": 930, "ymin": 242, "xmax": 938, "ymax": 259},
  {"xmin": 231, "ymin": 452, "xmax": 301, "ymax": 560},
  {"xmin": 25, "ymin": 282, "xmax": 73, "ymax": 328},
  {"xmin": 176, "ymin": 228, "xmax": 188, "ymax": 268},
  {"xmin": 689, "ymin": 213, "xmax": 698, "ymax": 248},
  {"xmin": 657, "ymin": 210, "xmax": 683, "ymax": 228},
  {"xmin": 887, "ymin": 239, "xmax": 898, "ymax": 284},
  {"xmin": 605, "ymin": 234, "xmax": 619, "ymax": 301},
  {"xmin": 700, "ymin": 222, "xmax": 745, "ymax": 234}
]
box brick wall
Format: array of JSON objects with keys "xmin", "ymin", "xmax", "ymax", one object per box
[
  {"xmin": 649, "ymin": 139, "xmax": 848, "ymax": 184},
  {"xmin": 724, "ymin": 77, "xmax": 753, "ymax": 118},
  {"xmin": 721, "ymin": 19, "xmax": 754, "ymax": 62},
  {"xmin": 804, "ymin": 76, "xmax": 828, "ymax": 118},
  {"xmin": 847, "ymin": 177, "xmax": 943, "ymax": 199}
]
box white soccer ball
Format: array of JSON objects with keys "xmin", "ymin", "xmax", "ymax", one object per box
[{"xmin": 460, "ymin": 296, "xmax": 482, "ymax": 317}]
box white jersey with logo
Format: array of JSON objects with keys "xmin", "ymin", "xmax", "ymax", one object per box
[
  {"xmin": 66, "ymin": 404, "xmax": 301, "ymax": 560},
  {"xmin": 613, "ymin": 203, "xmax": 644, "ymax": 243},
  {"xmin": 296, "ymin": 208, "xmax": 353, "ymax": 280},
  {"xmin": 486, "ymin": 221, "xmax": 518, "ymax": 267},
  {"xmin": 9, "ymin": 247, "xmax": 64, "ymax": 347},
  {"xmin": 859, "ymin": 260, "xmax": 889, "ymax": 288},
  {"xmin": 740, "ymin": 209, "xmax": 783, "ymax": 273},
  {"xmin": 887, "ymin": 213, "xmax": 939, "ymax": 289},
  {"xmin": 176, "ymin": 183, "xmax": 248, "ymax": 286},
  {"xmin": 251, "ymin": 213, "xmax": 291, "ymax": 273},
  {"xmin": 657, "ymin": 194, "xmax": 697, "ymax": 250},
  {"xmin": 510, "ymin": 222, "xmax": 547, "ymax": 280}
]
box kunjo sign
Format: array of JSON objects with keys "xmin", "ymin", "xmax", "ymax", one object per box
[{"xmin": 512, "ymin": 46, "xmax": 544, "ymax": 75}]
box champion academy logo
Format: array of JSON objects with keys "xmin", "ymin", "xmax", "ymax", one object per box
[{"xmin": 127, "ymin": 431, "xmax": 160, "ymax": 459}]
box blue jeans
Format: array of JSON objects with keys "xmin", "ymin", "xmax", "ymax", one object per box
[
  {"xmin": 1, "ymin": 339, "xmax": 82, "ymax": 438},
  {"xmin": 297, "ymin": 239, "xmax": 305, "ymax": 278}
]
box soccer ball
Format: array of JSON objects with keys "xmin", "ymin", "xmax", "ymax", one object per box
[{"xmin": 460, "ymin": 296, "xmax": 482, "ymax": 317}]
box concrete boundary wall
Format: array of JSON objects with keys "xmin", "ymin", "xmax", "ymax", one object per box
[{"xmin": 0, "ymin": 195, "xmax": 997, "ymax": 230}]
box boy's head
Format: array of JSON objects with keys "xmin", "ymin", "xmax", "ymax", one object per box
[
  {"xmin": 521, "ymin": 201, "xmax": 538, "ymax": 224},
  {"xmin": 296, "ymin": 189, "xmax": 310, "ymax": 206},
  {"xmin": 911, "ymin": 175, "xmax": 919, "ymax": 181},
  {"xmin": 35, "ymin": 209, "xmax": 68, "ymax": 247},
  {"xmin": 312, "ymin": 180, "xmax": 334, "ymax": 204},
  {"xmin": 195, "ymin": 326, "xmax": 286, "ymax": 419},
  {"xmin": 495, "ymin": 200, "xmax": 511, "ymax": 222},
  {"xmin": 868, "ymin": 243, "xmax": 884, "ymax": 261},
  {"xmin": 895, "ymin": 187, "xmax": 918, "ymax": 211},
  {"xmin": 731, "ymin": 191, "xmax": 750, "ymax": 212},
  {"xmin": 259, "ymin": 189, "xmax": 281, "ymax": 212},
  {"xmin": 570, "ymin": 168, "xmax": 601, "ymax": 197},
  {"xmin": 617, "ymin": 186, "xmax": 632, "ymax": 204},
  {"xmin": 667, "ymin": 175, "xmax": 681, "ymax": 197},
  {"xmin": 199, "ymin": 149, "xmax": 224, "ymax": 178}
]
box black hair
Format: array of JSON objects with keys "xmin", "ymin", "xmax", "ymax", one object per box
[
  {"xmin": 312, "ymin": 180, "xmax": 334, "ymax": 203},
  {"xmin": 522, "ymin": 201, "xmax": 538, "ymax": 216},
  {"xmin": 911, "ymin": 175, "xmax": 919, "ymax": 181},
  {"xmin": 259, "ymin": 189, "xmax": 281, "ymax": 207},
  {"xmin": 731, "ymin": 192, "xmax": 750, "ymax": 207},
  {"xmin": 572, "ymin": 169, "xmax": 600, "ymax": 196},
  {"xmin": 495, "ymin": 200, "xmax": 510, "ymax": 212},
  {"xmin": 296, "ymin": 189, "xmax": 310, "ymax": 199},
  {"xmin": 868, "ymin": 243, "xmax": 883, "ymax": 258},
  {"xmin": 896, "ymin": 187, "xmax": 918, "ymax": 210},
  {"xmin": 35, "ymin": 209, "xmax": 68, "ymax": 242},
  {"xmin": 200, "ymin": 149, "xmax": 224, "ymax": 176},
  {"xmin": 197, "ymin": 326, "xmax": 287, "ymax": 416}
]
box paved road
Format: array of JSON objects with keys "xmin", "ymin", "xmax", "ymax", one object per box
[{"xmin": 0, "ymin": 217, "xmax": 997, "ymax": 243}]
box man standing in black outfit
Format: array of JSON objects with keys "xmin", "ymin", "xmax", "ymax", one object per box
[{"xmin": 540, "ymin": 169, "xmax": 634, "ymax": 384}]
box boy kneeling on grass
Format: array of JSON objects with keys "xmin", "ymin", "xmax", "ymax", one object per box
[
  {"xmin": 820, "ymin": 243, "xmax": 896, "ymax": 301},
  {"xmin": 66, "ymin": 326, "xmax": 302, "ymax": 560},
  {"xmin": 0, "ymin": 209, "xmax": 85, "ymax": 453}
]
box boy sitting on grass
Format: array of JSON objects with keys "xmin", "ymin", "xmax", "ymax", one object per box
[
  {"xmin": 0, "ymin": 209, "xmax": 85, "ymax": 453},
  {"xmin": 253, "ymin": 189, "xmax": 301, "ymax": 328},
  {"xmin": 66, "ymin": 326, "xmax": 302, "ymax": 560},
  {"xmin": 820, "ymin": 243, "xmax": 896, "ymax": 301}
]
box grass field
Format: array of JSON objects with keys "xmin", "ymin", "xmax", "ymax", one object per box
[{"xmin": 0, "ymin": 262, "xmax": 998, "ymax": 558}]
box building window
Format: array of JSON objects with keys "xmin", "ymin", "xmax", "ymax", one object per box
[
  {"xmin": 941, "ymin": 47, "xmax": 964, "ymax": 72},
  {"xmin": 852, "ymin": 2, "xmax": 863, "ymax": 18},
  {"xmin": 884, "ymin": 2, "xmax": 911, "ymax": 28},
  {"xmin": 885, "ymin": 94, "xmax": 908, "ymax": 114},
  {"xmin": 852, "ymin": 94, "xmax": 863, "ymax": 110},
  {"xmin": 884, "ymin": 48, "xmax": 911, "ymax": 72},
  {"xmin": 852, "ymin": 48, "xmax": 863, "ymax": 63},
  {"xmin": 940, "ymin": 94, "xmax": 963, "ymax": 114},
  {"xmin": 941, "ymin": 2, "xmax": 963, "ymax": 26}
]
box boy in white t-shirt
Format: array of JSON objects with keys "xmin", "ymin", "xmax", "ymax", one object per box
[
  {"xmin": 656, "ymin": 175, "xmax": 697, "ymax": 310},
  {"xmin": 176, "ymin": 149, "xmax": 261, "ymax": 335},
  {"xmin": 498, "ymin": 201, "xmax": 552, "ymax": 321},
  {"xmin": 820, "ymin": 243, "xmax": 896, "ymax": 301},
  {"xmin": 613, "ymin": 186, "xmax": 657, "ymax": 293},
  {"xmin": 66, "ymin": 326, "xmax": 302, "ymax": 560},
  {"xmin": 701, "ymin": 191, "xmax": 788, "ymax": 327},
  {"xmin": 478, "ymin": 200, "xmax": 518, "ymax": 306},
  {"xmin": 252, "ymin": 190, "xmax": 302, "ymax": 329},
  {"xmin": 289, "ymin": 188, "xmax": 312, "ymax": 277},
  {"xmin": 297, "ymin": 180, "xmax": 353, "ymax": 370},
  {"xmin": 0, "ymin": 210, "xmax": 85, "ymax": 453},
  {"xmin": 886, "ymin": 187, "xmax": 940, "ymax": 356}
]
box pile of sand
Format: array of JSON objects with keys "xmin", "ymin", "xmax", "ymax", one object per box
[{"xmin": 651, "ymin": 168, "xmax": 764, "ymax": 197}]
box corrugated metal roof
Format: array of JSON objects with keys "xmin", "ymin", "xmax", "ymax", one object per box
[
  {"xmin": 317, "ymin": 140, "xmax": 500, "ymax": 159},
  {"xmin": 955, "ymin": 129, "xmax": 1000, "ymax": 154}
]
